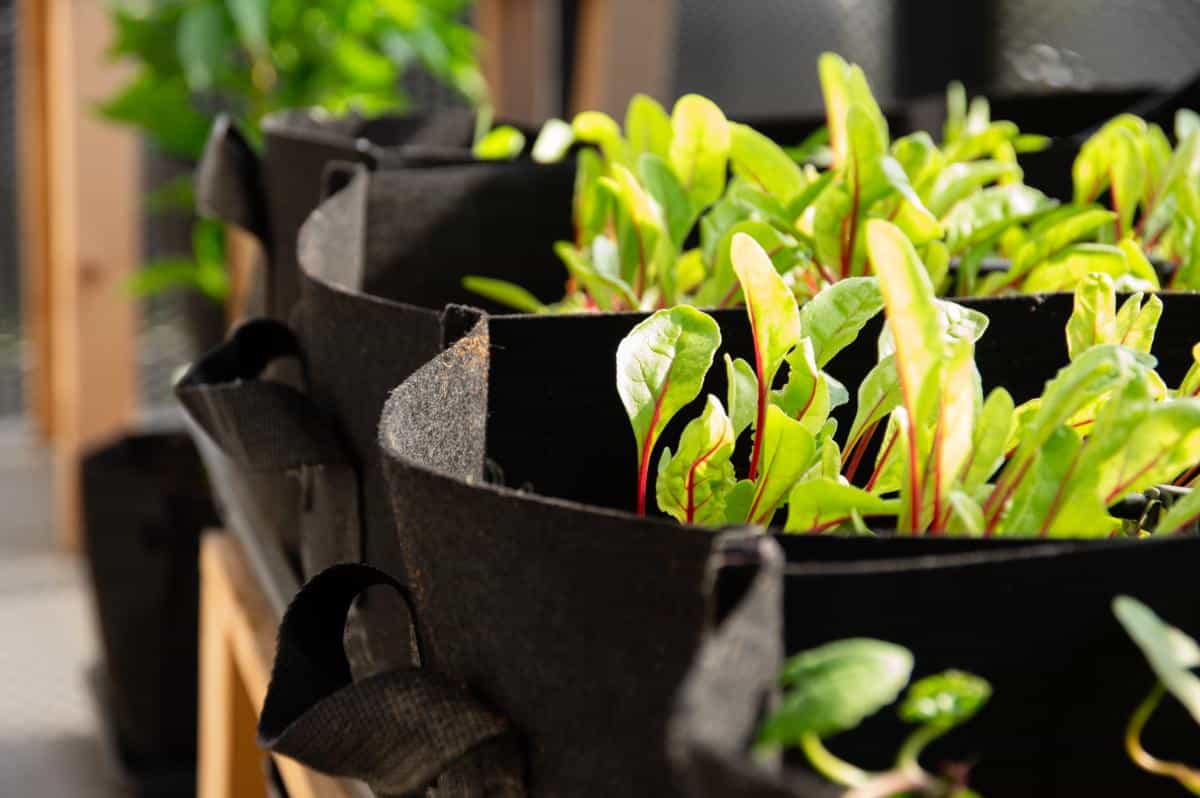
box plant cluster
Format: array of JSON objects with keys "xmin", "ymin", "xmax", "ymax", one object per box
[
  {"xmin": 103, "ymin": 0, "xmax": 484, "ymax": 302},
  {"xmin": 757, "ymin": 639, "xmax": 990, "ymax": 797},
  {"xmin": 1072, "ymin": 111, "xmax": 1200, "ymax": 288},
  {"xmin": 617, "ymin": 221, "xmax": 1200, "ymax": 536},
  {"xmin": 468, "ymin": 52, "xmax": 1182, "ymax": 313}
]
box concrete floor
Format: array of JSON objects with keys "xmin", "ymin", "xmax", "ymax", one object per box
[{"xmin": 0, "ymin": 420, "xmax": 130, "ymax": 797}]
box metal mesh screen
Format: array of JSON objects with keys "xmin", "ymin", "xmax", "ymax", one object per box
[
  {"xmin": 672, "ymin": 0, "xmax": 898, "ymax": 118},
  {"xmin": 0, "ymin": 0, "xmax": 22, "ymax": 419},
  {"xmin": 991, "ymin": 0, "xmax": 1200, "ymax": 92}
]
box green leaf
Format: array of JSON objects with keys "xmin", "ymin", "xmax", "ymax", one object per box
[
  {"xmin": 669, "ymin": 94, "xmax": 731, "ymax": 213},
  {"xmin": 1011, "ymin": 207, "xmax": 1117, "ymax": 277},
  {"xmin": 1109, "ymin": 127, "xmax": 1146, "ymax": 237},
  {"xmin": 729, "ymin": 123, "xmax": 805, "ymax": 202},
  {"xmin": 930, "ymin": 338, "xmax": 978, "ymax": 528},
  {"xmin": 473, "ymin": 125, "xmax": 526, "ymax": 160},
  {"xmin": 699, "ymin": 220, "xmax": 795, "ymax": 307},
  {"xmin": 638, "ymin": 153, "xmax": 692, "ymax": 248},
  {"xmin": 226, "ymin": 0, "xmax": 269, "ymax": 52},
  {"xmin": 942, "ymin": 184, "xmax": 1057, "ymax": 255},
  {"xmin": 818, "ymin": 52, "xmax": 888, "ymax": 174},
  {"xmin": 944, "ymin": 81, "xmax": 967, "ymax": 143},
  {"xmin": 725, "ymin": 355, "xmax": 758, "ymax": 441},
  {"xmin": 925, "ymin": 161, "xmax": 1022, "ymax": 219},
  {"xmin": 758, "ymin": 638, "xmax": 913, "ymax": 743},
  {"xmin": 733, "ymin": 232, "xmax": 802, "ymax": 389},
  {"xmin": 655, "ymin": 395, "xmax": 736, "ymax": 525},
  {"xmin": 177, "ymin": 4, "xmax": 229, "ymax": 91},
  {"xmin": 811, "ymin": 182, "xmax": 853, "ymax": 276},
  {"xmin": 746, "ymin": 405, "xmax": 815, "ymax": 525},
  {"xmin": 944, "ymin": 121, "xmax": 1021, "ymax": 163},
  {"xmin": 899, "ymin": 670, "xmax": 991, "ymax": 728},
  {"xmin": 1066, "ymin": 272, "xmax": 1117, "ymax": 360},
  {"xmin": 962, "ymin": 388, "xmax": 1014, "ymax": 493},
  {"xmin": 573, "ymin": 148, "xmax": 608, "ymax": 243},
  {"xmin": 799, "ymin": 277, "xmax": 883, "ymax": 367},
  {"xmin": 892, "ymin": 132, "xmax": 941, "ymax": 189},
  {"xmin": 866, "ymin": 220, "xmax": 943, "ymax": 528},
  {"xmin": 1021, "ymin": 243, "xmax": 1134, "ymax": 294},
  {"xmin": 784, "ymin": 479, "xmax": 899, "ymax": 532},
  {"xmin": 1114, "ymin": 596, "xmax": 1200, "ymax": 724},
  {"xmin": 1093, "ymin": 399, "xmax": 1200, "ymax": 506},
  {"xmin": 99, "ymin": 73, "xmax": 213, "ymax": 159},
  {"xmin": 1115, "ymin": 292, "xmax": 1163, "ymax": 355},
  {"xmin": 573, "ymin": 110, "xmax": 625, "ymax": 164},
  {"xmin": 125, "ymin": 257, "xmax": 221, "ymax": 300},
  {"xmin": 775, "ymin": 339, "xmax": 832, "ymax": 434},
  {"xmin": 881, "ymin": 156, "xmax": 942, "ymax": 244},
  {"xmin": 996, "ymin": 424, "xmax": 1084, "ymax": 535},
  {"xmin": 554, "ymin": 240, "xmax": 636, "ymax": 311},
  {"xmin": 461, "ymin": 276, "xmax": 545, "ymax": 313},
  {"xmin": 532, "ymin": 118, "xmax": 575, "ymax": 163},
  {"xmin": 724, "ymin": 479, "xmax": 757, "ymax": 524},
  {"xmin": 846, "ymin": 356, "xmax": 899, "ymax": 453},
  {"xmin": 617, "ymin": 306, "xmax": 722, "ymax": 508},
  {"xmin": 1154, "ymin": 484, "xmax": 1200, "ymax": 534},
  {"xmin": 1180, "ymin": 344, "xmax": 1200, "ymax": 399},
  {"xmin": 625, "ymin": 93, "xmax": 672, "ymax": 159}
]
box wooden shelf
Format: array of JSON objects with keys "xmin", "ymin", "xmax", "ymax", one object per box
[{"xmin": 199, "ymin": 532, "xmax": 365, "ymax": 798}]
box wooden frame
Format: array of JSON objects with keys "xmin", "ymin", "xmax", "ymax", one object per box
[
  {"xmin": 571, "ymin": 0, "xmax": 678, "ymax": 115},
  {"xmin": 476, "ymin": 0, "xmax": 563, "ymax": 124},
  {"xmin": 199, "ymin": 532, "xmax": 361, "ymax": 798},
  {"xmin": 19, "ymin": 0, "xmax": 141, "ymax": 549}
]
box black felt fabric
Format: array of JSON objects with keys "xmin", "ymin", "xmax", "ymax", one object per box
[
  {"xmin": 197, "ymin": 108, "xmax": 480, "ymax": 320},
  {"xmin": 176, "ymin": 320, "xmax": 361, "ymax": 578},
  {"xmin": 376, "ymin": 292, "xmax": 1200, "ymax": 797},
  {"xmin": 81, "ymin": 432, "xmax": 218, "ymax": 771},
  {"xmin": 180, "ymin": 149, "xmax": 576, "ymax": 675},
  {"xmin": 258, "ymin": 563, "xmax": 524, "ymax": 798},
  {"xmin": 668, "ymin": 535, "xmax": 840, "ymax": 798}
]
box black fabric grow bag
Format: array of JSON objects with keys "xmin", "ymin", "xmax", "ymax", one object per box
[
  {"xmin": 178, "ymin": 157, "xmax": 577, "ymax": 669},
  {"xmin": 673, "ymin": 534, "xmax": 1200, "ymax": 798},
  {"xmin": 364, "ymin": 288, "xmax": 1200, "ymax": 798},
  {"xmin": 81, "ymin": 430, "xmax": 219, "ymax": 785},
  {"xmin": 196, "ymin": 107, "xmax": 483, "ymax": 321}
]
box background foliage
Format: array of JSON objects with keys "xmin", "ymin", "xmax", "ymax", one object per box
[{"xmin": 101, "ymin": 0, "xmax": 483, "ymax": 301}]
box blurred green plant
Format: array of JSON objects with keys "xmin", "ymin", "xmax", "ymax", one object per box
[{"xmin": 102, "ymin": 0, "xmax": 484, "ymax": 302}]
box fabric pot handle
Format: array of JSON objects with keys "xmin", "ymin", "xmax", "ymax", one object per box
[
  {"xmin": 175, "ymin": 319, "xmax": 361, "ymax": 573},
  {"xmin": 259, "ymin": 562, "xmax": 525, "ymax": 797},
  {"xmin": 668, "ymin": 534, "xmax": 839, "ymax": 798},
  {"xmin": 196, "ymin": 114, "xmax": 270, "ymax": 252}
]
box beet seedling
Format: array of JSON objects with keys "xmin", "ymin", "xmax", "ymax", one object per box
[
  {"xmin": 1113, "ymin": 596, "xmax": 1200, "ymax": 794},
  {"xmin": 757, "ymin": 638, "xmax": 991, "ymax": 797}
]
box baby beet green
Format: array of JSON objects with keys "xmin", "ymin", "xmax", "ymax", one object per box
[
  {"xmin": 616, "ymin": 305, "xmax": 721, "ymax": 515},
  {"xmin": 758, "ymin": 638, "xmax": 990, "ymax": 796},
  {"xmin": 1114, "ymin": 596, "xmax": 1200, "ymax": 794}
]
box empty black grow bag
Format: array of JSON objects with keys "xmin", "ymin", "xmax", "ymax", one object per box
[
  {"xmin": 196, "ymin": 107, "xmax": 483, "ymax": 321},
  {"xmin": 359, "ymin": 285, "xmax": 1200, "ymax": 798},
  {"xmin": 81, "ymin": 430, "xmax": 219, "ymax": 787}
]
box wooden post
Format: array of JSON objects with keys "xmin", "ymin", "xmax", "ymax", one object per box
[
  {"xmin": 476, "ymin": 0, "xmax": 563, "ymax": 124},
  {"xmin": 40, "ymin": 0, "xmax": 141, "ymax": 549},
  {"xmin": 199, "ymin": 533, "xmax": 358, "ymax": 798},
  {"xmin": 16, "ymin": 0, "xmax": 54, "ymax": 439},
  {"xmin": 571, "ymin": 0, "xmax": 678, "ymax": 115}
]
